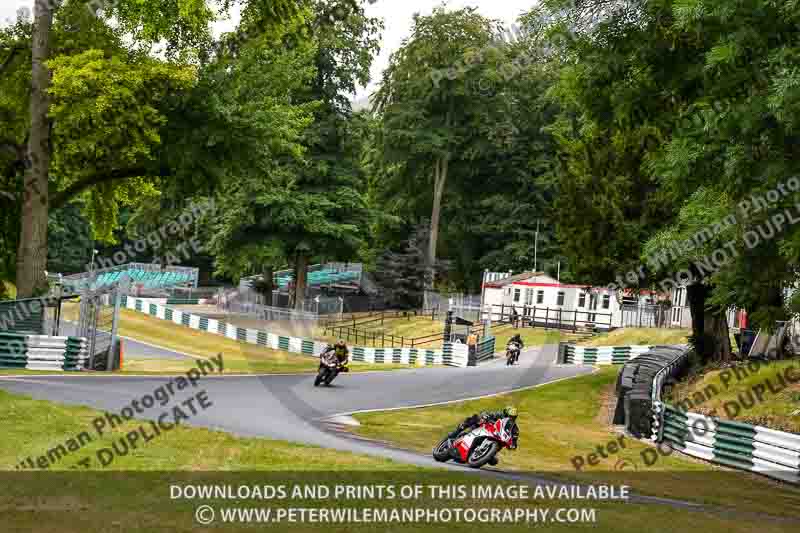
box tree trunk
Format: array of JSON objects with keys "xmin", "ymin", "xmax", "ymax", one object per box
[
  {"xmin": 427, "ymin": 104, "xmax": 454, "ymax": 290},
  {"xmin": 428, "ymin": 155, "xmax": 448, "ymax": 289},
  {"xmin": 16, "ymin": 2, "xmax": 53, "ymax": 298},
  {"xmin": 294, "ymin": 254, "xmax": 308, "ymax": 311},
  {"xmin": 687, "ymin": 283, "xmax": 732, "ymax": 364},
  {"xmin": 263, "ymin": 265, "xmax": 274, "ymax": 308}
]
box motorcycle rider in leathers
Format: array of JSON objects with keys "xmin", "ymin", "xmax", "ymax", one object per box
[
  {"xmin": 447, "ymin": 406, "xmax": 519, "ymax": 464},
  {"xmin": 321, "ymin": 340, "xmax": 350, "ymax": 370}
]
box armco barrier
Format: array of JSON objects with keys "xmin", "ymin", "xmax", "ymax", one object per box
[
  {"xmin": 655, "ymin": 403, "xmax": 800, "ymax": 484},
  {"xmin": 0, "ymin": 332, "xmax": 89, "ymax": 371},
  {"xmin": 560, "ymin": 343, "xmax": 654, "ymax": 365},
  {"xmin": 444, "ymin": 342, "xmax": 469, "ymax": 367},
  {"xmin": 0, "ymin": 298, "xmax": 46, "ymax": 334},
  {"xmin": 473, "ymin": 336, "xmax": 497, "ymax": 365},
  {"xmin": 122, "ymin": 296, "xmax": 457, "ymax": 367},
  {"xmin": 615, "ymin": 344, "xmax": 800, "ymax": 484}
]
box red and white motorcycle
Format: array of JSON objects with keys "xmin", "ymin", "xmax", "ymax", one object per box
[{"xmin": 432, "ymin": 417, "xmax": 518, "ymax": 468}]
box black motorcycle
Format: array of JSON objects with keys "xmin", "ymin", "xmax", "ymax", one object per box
[
  {"xmin": 314, "ymin": 350, "xmax": 349, "ymax": 386},
  {"xmin": 506, "ymin": 341, "xmax": 521, "ymax": 366}
]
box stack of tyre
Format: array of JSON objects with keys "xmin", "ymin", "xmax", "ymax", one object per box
[{"xmin": 614, "ymin": 346, "xmax": 691, "ymax": 438}]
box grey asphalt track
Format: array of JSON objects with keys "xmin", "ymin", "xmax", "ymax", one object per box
[
  {"xmin": 0, "ymin": 345, "xmax": 588, "ymax": 466},
  {"xmin": 59, "ymin": 321, "xmax": 191, "ymax": 360},
  {"xmin": 1, "ymin": 347, "xmax": 797, "ymax": 521}
]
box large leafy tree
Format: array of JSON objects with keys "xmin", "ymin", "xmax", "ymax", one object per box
[
  {"xmin": 541, "ymin": 0, "xmax": 735, "ymax": 361},
  {"xmin": 544, "ymin": 0, "xmax": 800, "ymax": 362},
  {"xmin": 643, "ymin": 0, "xmax": 800, "ymax": 358},
  {"xmin": 373, "ymin": 7, "xmax": 500, "ymax": 287},
  {"xmin": 443, "ymin": 18, "xmax": 564, "ymax": 289},
  {"xmin": 210, "ymin": 0, "xmax": 382, "ymax": 310},
  {"xmin": 9, "ymin": 0, "xmax": 301, "ymax": 297}
]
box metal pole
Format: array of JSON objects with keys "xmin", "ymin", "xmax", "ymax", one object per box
[
  {"xmin": 107, "ymin": 287, "xmax": 122, "ymax": 371},
  {"xmin": 533, "ymin": 220, "xmax": 540, "ymax": 272}
]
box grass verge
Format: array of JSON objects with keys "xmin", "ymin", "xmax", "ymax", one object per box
[
  {"xmin": 352, "ymin": 368, "xmax": 800, "ymax": 517},
  {"xmin": 578, "ymin": 328, "xmax": 690, "ymax": 347},
  {"xmin": 493, "ymin": 327, "xmax": 564, "ymax": 351},
  {"xmin": 317, "ymin": 315, "xmax": 445, "ymax": 348},
  {"xmin": 0, "ymin": 389, "xmax": 795, "ymax": 532},
  {"xmin": 55, "ymin": 304, "xmax": 413, "ymax": 374},
  {"xmin": 668, "ymin": 359, "xmax": 800, "ymax": 432}
]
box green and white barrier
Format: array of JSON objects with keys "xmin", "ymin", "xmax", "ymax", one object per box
[
  {"xmin": 564, "ymin": 344, "xmax": 653, "ymax": 365},
  {"xmin": 443, "ymin": 343, "xmax": 469, "ymax": 367},
  {"xmin": 475, "ymin": 336, "xmax": 497, "ymax": 364},
  {"xmin": 122, "ymin": 296, "xmax": 454, "ymax": 367},
  {"xmin": 654, "ymin": 403, "xmax": 800, "ymax": 484},
  {"xmin": 0, "ymin": 333, "xmax": 89, "ymax": 371}
]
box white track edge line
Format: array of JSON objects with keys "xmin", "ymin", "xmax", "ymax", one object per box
[{"xmin": 322, "ymin": 366, "xmax": 600, "ymax": 420}]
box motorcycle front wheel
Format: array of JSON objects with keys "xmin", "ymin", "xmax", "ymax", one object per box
[
  {"xmin": 314, "ymin": 368, "xmax": 328, "ymax": 387},
  {"xmin": 432, "ymin": 438, "xmax": 452, "ymax": 462},
  {"xmin": 467, "ymin": 440, "xmax": 501, "ymax": 468},
  {"xmin": 324, "ymin": 369, "xmax": 338, "ymax": 386}
]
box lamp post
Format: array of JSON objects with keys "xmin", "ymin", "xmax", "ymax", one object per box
[{"xmin": 89, "ymin": 249, "xmax": 99, "ymax": 289}]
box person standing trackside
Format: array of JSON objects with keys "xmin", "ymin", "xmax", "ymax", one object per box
[{"xmin": 467, "ymin": 331, "xmax": 478, "ymax": 360}]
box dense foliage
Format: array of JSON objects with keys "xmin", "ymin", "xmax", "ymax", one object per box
[{"xmin": 3, "ymin": 0, "xmax": 799, "ymax": 361}]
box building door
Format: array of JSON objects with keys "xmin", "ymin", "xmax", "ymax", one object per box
[{"xmin": 588, "ymin": 293, "xmax": 598, "ymax": 323}]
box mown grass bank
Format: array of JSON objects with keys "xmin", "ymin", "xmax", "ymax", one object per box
[
  {"xmin": 0, "ymin": 388, "xmax": 795, "ymax": 533},
  {"xmin": 353, "ymin": 368, "xmax": 800, "ymax": 518},
  {"xmin": 55, "ymin": 304, "xmax": 413, "ymax": 374},
  {"xmin": 668, "ymin": 358, "xmax": 800, "ymax": 432},
  {"xmin": 577, "ymin": 328, "xmax": 690, "ymax": 347}
]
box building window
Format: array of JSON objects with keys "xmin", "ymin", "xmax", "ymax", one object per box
[
  {"xmin": 557, "ymin": 291, "xmax": 565, "ymax": 306},
  {"xmin": 578, "ymin": 293, "xmax": 586, "ymax": 308},
  {"xmin": 603, "ymin": 295, "xmax": 610, "ymax": 309},
  {"xmin": 513, "ymin": 288, "xmax": 521, "ymax": 303},
  {"xmin": 525, "ymin": 288, "xmax": 534, "ymax": 306},
  {"xmin": 536, "ymin": 290, "xmax": 545, "ymax": 304}
]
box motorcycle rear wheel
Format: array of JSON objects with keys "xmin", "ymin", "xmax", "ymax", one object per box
[
  {"xmin": 432, "ymin": 438, "xmax": 452, "ymax": 462},
  {"xmin": 467, "ymin": 440, "xmax": 501, "ymax": 468}
]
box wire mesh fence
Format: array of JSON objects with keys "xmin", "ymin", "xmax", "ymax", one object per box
[{"xmin": 77, "ymin": 286, "xmax": 121, "ymax": 370}]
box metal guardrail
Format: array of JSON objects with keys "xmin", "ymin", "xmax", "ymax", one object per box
[
  {"xmin": 0, "ymin": 297, "xmax": 47, "ymax": 334},
  {"xmin": 322, "ymin": 309, "xmax": 443, "ymax": 348},
  {"xmin": 656, "ymin": 404, "xmax": 800, "ymax": 484},
  {"xmin": 488, "ymin": 305, "xmax": 614, "ymax": 331},
  {"xmin": 472, "ymin": 336, "xmax": 496, "ymax": 365},
  {"xmin": 559, "ymin": 344, "xmax": 655, "ymax": 365},
  {"xmin": 615, "ymin": 345, "xmax": 799, "ymax": 484},
  {"xmin": 121, "ymin": 295, "xmax": 451, "ymax": 366},
  {"xmin": 0, "ymin": 333, "xmax": 89, "ymax": 371}
]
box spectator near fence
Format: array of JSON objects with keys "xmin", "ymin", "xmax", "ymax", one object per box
[
  {"xmin": 511, "ymin": 307, "xmax": 520, "ymax": 329},
  {"xmin": 467, "ymin": 332, "xmax": 478, "ymax": 359}
]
